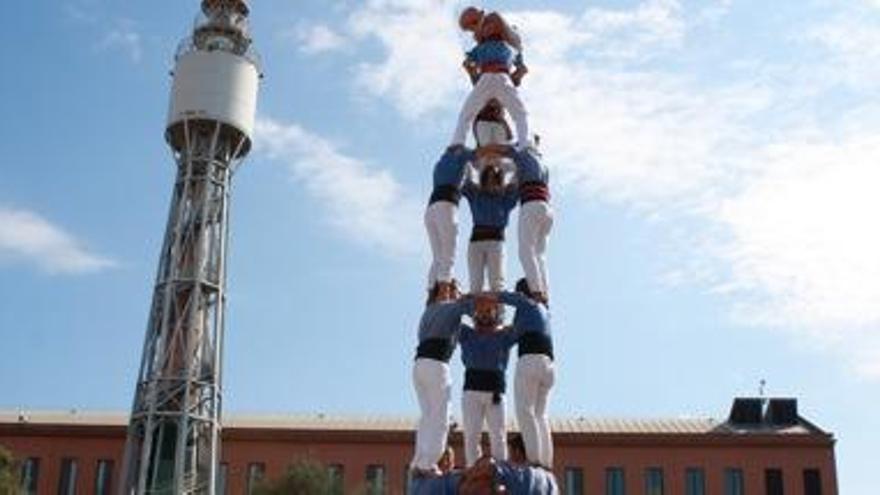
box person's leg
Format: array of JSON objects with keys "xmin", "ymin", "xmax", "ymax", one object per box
[
  {"xmin": 489, "ymin": 74, "xmax": 529, "ymax": 148},
  {"xmin": 487, "ymin": 240, "xmax": 505, "ymax": 292},
  {"xmin": 518, "ymin": 203, "xmax": 542, "ymax": 294},
  {"xmin": 413, "ymin": 359, "xmax": 449, "ymax": 470},
  {"xmin": 514, "ymin": 356, "xmax": 541, "ymax": 464},
  {"xmin": 424, "ymin": 205, "xmax": 440, "ymax": 288},
  {"xmin": 461, "ymin": 391, "xmax": 485, "ymax": 467},
  {"xmin": 535, "ymin": 356, "xmax": 556, "ymax": 467},
  {"xmin": 468, "ymin": 241, "xmax": 486, "ymax": 294},
  {"xmin": 435, "ymin": 202, "xmax": 459, "ymax": 284},
  {"xmin": 412, "ymin": 361, "xmax": 428, "ymax": 469},
  {"xmin": 451, "ymin": 77, "xmax": 492, "ymax": 146},
  {"xmin": 423, "ymin": 360, "xmax": 452, "ymax": 470},
  {"xmin": 534, "ymin": 203, "xmax": 554, "ymax": 295},
  {"xmin": 487, "ymin": 393, "xmax": 509, "ymax": 461}
]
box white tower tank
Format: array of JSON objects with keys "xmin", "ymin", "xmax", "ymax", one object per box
[{"xmin": 121, "ymin": 1, "xmax": 260, "ymax": 493}]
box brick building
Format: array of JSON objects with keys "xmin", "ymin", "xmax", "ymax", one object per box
[{"xmin": 0, "ymin": 398, "xmax": 836, "ymax": 495}]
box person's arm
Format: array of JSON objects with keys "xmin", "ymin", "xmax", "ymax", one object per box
[
  {"xmin": 463, "ymin": 47, "xmax": 480, "ymax": 83},
  {"xmin": 511, "ymin": 52, "xmax": 528, "ymax": 87},
  {"xmin": 502, "ymin": 324, "xmax": 522, "ymax": 347},
  {"xmin": 499, "ymin": 291, "xmax": 530, "ymax": 310},
  {"xmin": 504, "ymin": 183, "xmax": 519, "ymax": 210},
  {"xmin": 459, "ymin": 323, "xmax": 474, "ymax": 343},
  {"xmin": 454, "ymin": 296, "xmax": 476, "ymax": 317},
  {"xmin": 461, "ymin": 179, "xmax": 477, "ymax": 201},
  {"xmin": 504, "ymin": 21, "xmax": 523, "ymax": 52}
]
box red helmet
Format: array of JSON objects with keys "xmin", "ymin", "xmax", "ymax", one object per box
[{"xmin": 459, "ymin": 7, "xmax": 484, "ymax": 31}]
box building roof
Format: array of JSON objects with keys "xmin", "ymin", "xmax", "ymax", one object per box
[{"xmin": 0, "ymin": 410, "xmax": 828, "ymax": 437}]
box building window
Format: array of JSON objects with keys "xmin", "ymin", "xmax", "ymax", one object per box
[
  {"xmin": 606, "ymin": 467, "xmax": 626, "ymax": 495},
  {"xmin": 19, "ymin": 457, "xmax": 40, "ymax": 495},
  {"xmin": 365, "ymin": 464, "xmax": 386, "ymax": 495},
  {"xmin": 803, "ymin": 469, "xmax": 822, "ymax": 495},
  {"xmin": 328, "ymin": 464, "xmax": 344, "ymax": 492},
  {"xmin": 217, "ymin": 463, "xmax": 228, "ymax": 495},
  {"xmin": 724, "ymin": 468, "xmax": 745, "ymax": 495},
  {"xmin": 57, "ymin": 458, "xmax": 78, "ymax": 495},
  {"xmin": 685, "ymin": 468, "xmax": 706, "ymax": 495},
  {"xmin": 246, "ymin": 463, "xmax": 265, "ymax": 495},
  {"xmin": 765, "ymin": 468, "xmax": 784, "ymax": 495},
  {"xmin": 644, "ymin": 467, "xmax": 664, "ymax": 495},
  {"xmin": 94, "ymin": 460, "xmax": 113, "ymax": 495},
  {"xmin": 565, "ymin": 467, "xmax": 584, "ymax": 495}
]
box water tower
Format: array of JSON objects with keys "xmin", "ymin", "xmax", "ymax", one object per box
[{"xmin": 120, "ymin": 1, "xmax": 260, "ymax": 493}]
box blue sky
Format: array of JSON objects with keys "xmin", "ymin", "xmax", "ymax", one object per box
[{"xmin": 1, "ymin": 0, "xmax": 879, "ymax": 492}]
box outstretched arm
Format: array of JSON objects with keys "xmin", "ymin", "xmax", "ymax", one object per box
[
  {"xmin": 459, "ymin": 322, "xmax": 475, "ymax": 342},
  {"xmin": 511, "ymin": 63, "xmax": 528, "ymax": 87},
  {"xmin": 502, "ymin": 324, "xmax": 523, "ymax": 347},
  {"xmin": 499, "ymin": 291, "xmax": 531, "ymax": 310},
  {"xmin": 464, "ymin": 60, "xmax": 479, "ymax": 84},
  {"xmin": 503, "ymin": 182, "xmax": 520, "ymax": 210}
]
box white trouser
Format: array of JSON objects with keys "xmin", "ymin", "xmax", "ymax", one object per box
[
  {"xmin": 424, "ymin": 201, "xmax": 458, "ymax": 288},
  {"xmin": 474, "ymin": 120, "xmax": 511, "ymax": 147},
  {"xmin": 451, "ymin": 73, "xmax": 529, "ymax": 149},
  {"xmin": 411, "ymin": 358, "xmax": 452, "ymax": 470},
  {"xmin": 468, "ymin": 240, "xmax": 505, "ymax": 294},
  {"xmin": 518, "ymin": 201, "xmax": 554, "ymax": 295},
  {"xmin": 461, "ymin": 390, "xmax": 508, "ymax": 467},
  {"xmin": 514, "ymin": 354, "xmax": 556, "ymax": 467}
]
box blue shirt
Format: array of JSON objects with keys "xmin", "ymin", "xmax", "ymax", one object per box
[
  {"xmin": 409, "ymin": 472, "xmax": 461, "ymax": 494},
  {"xmin": 433, "ymin": 147, "xmax": 474, "ymax": 189},
  {"xmin": 499, "ymin": 292, "xmax": 551, "ymax": 337},
  {"xmin": 459, "ymin": 325, "xmax": 520, "ymax": 372},
  {"xmin": 497, "ymin": 463, "xmax": 560, "ymax": 494},
  {"xmin": 466, "ymin": 40, "xmax": 519, "ymax": 69},
  {"xmin": 462, "ymin": 182, "xmax": 519, "ymax": 229},
  {"xmin": 418, "ymin": 299, "xmax": 474, "ymax": 343},
  {"xmin": 514, "ymin": 148, "xmax": 549, "ymax": 185}
]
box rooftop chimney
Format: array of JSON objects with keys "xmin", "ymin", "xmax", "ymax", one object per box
[
  {"xmin": 728, "ymin": 398, "xmax": 764, "ymax": 425},
  {"xmin": 764, "ymin": 398, "xmax": 798, "ymax": 426}
]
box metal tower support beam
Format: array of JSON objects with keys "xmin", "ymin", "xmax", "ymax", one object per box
[
  {"xmin": 121, "ymin": 121, "xmax": 247, "ymax": 495},
  {"xmin": 120, "ymin": 2, "xmax": 258, "ymax": 492}
]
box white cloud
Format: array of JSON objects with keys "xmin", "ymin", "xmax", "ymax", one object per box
[
  {"xmin": 347, "ymin": 0, "xmax": 465, "ymax": 118},
  {"xmin": 342, "ymin": 0, "xmax": 699, "ymax": 120},
  {"xmin": 578, "ymin": 0, "xmax": 686, "ymax": 58},
  {"xmin": 0, "ymin": 207, "xmax": 116, "ymax": 275},
  {"xmin": 714, "ymin": 134, "xmax": 880, "ymax": 331},
  {"xmin": 255, "ymin": 118, "xmax": 421, "ymax": 255},
  {"xmin": 328, "ymin": 0, "xmax": 880, "ymax": 377},
  {"xmin": 99, "ymin": 19, "xmax": 142, "ymax": 63},
  {"xmin": 804, "ymin": 13, "xmax": 880, "ymax": 92},
  {"xmin": 293, "ymin": 24, "xmax": 348, "ymax": 55}
]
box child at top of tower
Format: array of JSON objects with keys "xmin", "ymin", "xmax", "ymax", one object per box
[
  {"xmin": 459, "ymin": 7, "xmax": 522, "ymax": 51},
  {"xmin": 451, "ymin": 8, "xmax": 530, "ymax": 151},
  {"xmin": 459, "ymin": 7, "xmax": 528, "ymax": 86}
]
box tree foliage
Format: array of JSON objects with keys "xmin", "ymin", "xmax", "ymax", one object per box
[
  {"xmin": 0, "ymin": 445, "xmax": 19, "ymax": 495},
  {"xmin": 254, "ymin": 459, "xmax": 344, "ymax": 495}
]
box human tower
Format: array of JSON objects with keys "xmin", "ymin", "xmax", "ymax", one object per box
[{"xmin": 411, "ymin": 6, "xmax": 558, "ymax": 494}]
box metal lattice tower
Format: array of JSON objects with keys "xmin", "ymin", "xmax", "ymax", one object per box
[{"xmin": 120, "ymin": 1, "xmax": 259, "ymax": 493}]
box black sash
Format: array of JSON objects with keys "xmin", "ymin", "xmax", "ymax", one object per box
[
  {"xmin": 518, "ymin": 332, "xmax": 554, "ymax": 360},
  {"xmin": 415, "ymin": 338, "xmax": 454, "ymax": 362},
  {"xmin": 429, "ymin": 185, "xmax": 461, "ymax": 205},
  {"xmin": 465, "ymin": 369, "xmax": 506, "ymax": 404},
  {"xmin": 471, "ymin": 225, "xmax": 505, "ymax": 242}
]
